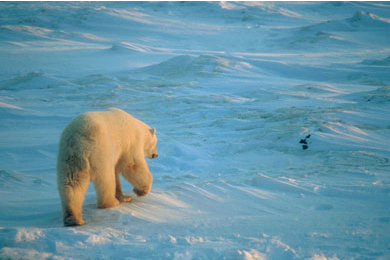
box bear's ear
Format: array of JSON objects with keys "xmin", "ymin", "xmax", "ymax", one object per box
[{"xmin": 149, "ymin": 128, "xmax": 156, "ymax": 136}]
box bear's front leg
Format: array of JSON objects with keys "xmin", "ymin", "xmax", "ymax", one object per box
[
  {"xmin": 118, "ymin": 194, "xmax": 133, "ymax": 203},
  {"xmin": 115, "ymin": 172, "xmax": 133, "ymax": 203},
  {"xmin": 92, "ymin": 167, "xmax": 120, "ymax": 209},
  {"xmin": 122, "ymin": 158, "xmax": 153, "ymax": 197},
  {"xmin": 133, "ymin": 188, "xmax": 149, "ymax": 197}
]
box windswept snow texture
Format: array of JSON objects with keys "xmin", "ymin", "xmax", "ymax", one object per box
[{"xmin": 1, "ymin": 2, "xmax": 390, "ymax": 260}]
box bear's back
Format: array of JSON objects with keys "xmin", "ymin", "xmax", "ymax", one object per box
[{"xmin": 59, "ymin": 108, "xmax": 147, "ymax": 161}]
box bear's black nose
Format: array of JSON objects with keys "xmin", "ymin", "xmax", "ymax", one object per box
[{"xmin": 152, "ymin": 154, "xmax": 158, "ymax": 159}]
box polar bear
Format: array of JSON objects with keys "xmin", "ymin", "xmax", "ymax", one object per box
[{"xmin": 56, "ymin": 108, "xmax": 158, "ymax": 226}]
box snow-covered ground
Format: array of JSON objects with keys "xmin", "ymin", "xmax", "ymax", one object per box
[{"xmin": 1, "ymin": 2, "xmax": 390, "ymax": 260}]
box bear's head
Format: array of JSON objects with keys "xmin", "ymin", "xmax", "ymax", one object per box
[{"xmin": 145, "ymin": 128, "xmax": 158, "ymax": 159}]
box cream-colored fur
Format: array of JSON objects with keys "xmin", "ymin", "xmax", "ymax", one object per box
[{"xmin": 56, "ymin": 108, "xmax": 158, "ymax": 226}]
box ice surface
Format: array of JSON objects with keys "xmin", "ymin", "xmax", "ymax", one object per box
[{"xmin": 0, "ymin": 2, "xmax": 390, "ymax": 260}]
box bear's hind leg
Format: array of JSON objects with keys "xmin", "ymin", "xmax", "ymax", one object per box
[
  {"xmin": 93, "ymin": 169, "xmax": 120, "ymax": 209},
  {"xmin": 60, "ymin": 171, "xmax": 90, "ymax": 226}
]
